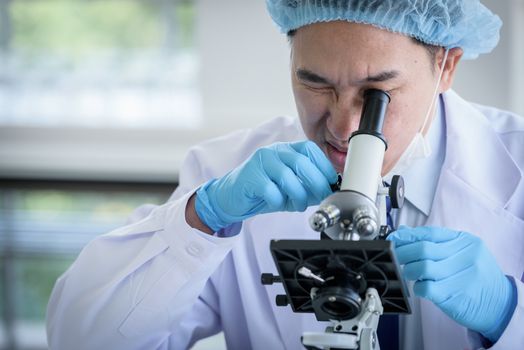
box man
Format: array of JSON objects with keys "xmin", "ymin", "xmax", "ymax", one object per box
[{"xmin": 47, "ymin": 1, "xmax": 524, "ymax": 349}]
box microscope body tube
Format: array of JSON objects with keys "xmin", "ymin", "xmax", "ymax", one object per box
[
  {"xmin": 340, "ymin": 135, "xmax": 385, "ymax": 199},
  {"xmin": 340, "ymin": 89, "xmax": 390, "ymax": 200},
  {"xmin": 309, "ymin": 89, "xmax": 390, "ymax": 236}
]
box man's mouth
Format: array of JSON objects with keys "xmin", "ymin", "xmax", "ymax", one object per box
[{"xmin": 325, "ymin": 142, "xmax": 348, "ymax": 172}]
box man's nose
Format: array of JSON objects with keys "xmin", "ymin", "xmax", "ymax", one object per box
[{"xmin": 326, "ymin": 94, "xmax": 362, "ymax": 142}]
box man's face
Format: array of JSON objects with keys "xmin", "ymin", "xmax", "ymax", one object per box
[{"xmin": 291, "ymin": 21, "xmax": 441, "ymax": 174}]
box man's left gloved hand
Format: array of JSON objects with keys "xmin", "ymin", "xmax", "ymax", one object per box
[{"xmin": 388, "ymin": 226, "xmax": 517, "ymax": 343}]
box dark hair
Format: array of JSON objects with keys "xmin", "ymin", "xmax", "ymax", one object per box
[{"xmin": 287, "ymin": 29, "xmax": 440, "ymax": 67}]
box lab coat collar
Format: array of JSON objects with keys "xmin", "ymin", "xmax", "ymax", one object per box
[
  {"xmin": 441, "ymin": 90, "xmax": 521, "ymax": 208},
  {"xmin": 400, "ymin": 97, "xmax": 446, "ymax": 216}
]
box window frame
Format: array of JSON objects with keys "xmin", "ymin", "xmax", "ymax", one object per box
[{"xmin": 0, "ymin": 127, "xmax": 226, "ymax": 182}]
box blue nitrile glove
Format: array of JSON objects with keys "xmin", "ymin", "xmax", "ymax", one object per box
[
  {"xmin": 195, "ymin": 141, "xmax": 338, "ymax": 232},
  {"xmin": 388, "ymin": 226, "xmax": 517, "ymax": 343}
]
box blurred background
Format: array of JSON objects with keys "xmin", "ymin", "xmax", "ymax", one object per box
[{"xmin": 0, "ymin": 0, "xmax": 522, "ymax": 349}]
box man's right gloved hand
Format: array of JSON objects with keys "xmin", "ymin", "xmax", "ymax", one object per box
[{"xmin": 195, "ymin": 141, "xmax": 338, "ymax": 232}]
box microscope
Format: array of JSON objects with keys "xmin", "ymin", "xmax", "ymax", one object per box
[{"xmin": 261, "ymin": 89, "xmax": 411, "ymax": 350}]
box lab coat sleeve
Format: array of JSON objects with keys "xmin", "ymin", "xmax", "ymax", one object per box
[
  {"xmin": 46, "ymin": 148, "xmax": 240, "ymax": 350},
  {"xmin": 467, "ymin": 276, "xmax": 524, "ymax": 349}
]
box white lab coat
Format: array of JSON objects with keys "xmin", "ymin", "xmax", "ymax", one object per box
[{"xmin": 47, "ymin": 90, "xmax": 524, "ymax": 350}]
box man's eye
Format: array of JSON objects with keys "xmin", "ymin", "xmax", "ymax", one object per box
[
  {"xmin": 304, "ymin": 83, "xmax": 332, "ymax": 93},
  {"xmin": 360, "ymin": 88, "xmax": 395, "ymax": 97}
]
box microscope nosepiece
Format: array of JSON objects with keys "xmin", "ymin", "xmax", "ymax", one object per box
[{"xmin": 309, "ymin": 204, "xmax": 341, "ymax": 232}]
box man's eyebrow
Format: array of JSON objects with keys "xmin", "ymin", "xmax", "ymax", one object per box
[
  {"xmin": 296, "ymin": 68, "xmax": 400, "ymax": 85},
  {"xmin": 359, "ymin": 70, "xmax": 400, "ymax": 83},
  {"xmin": 296, "ymin": 69, "xmax": 332, "ymax": 85}
]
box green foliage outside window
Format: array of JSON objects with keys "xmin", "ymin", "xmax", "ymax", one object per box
[{"xmin": 9, "ymin": 0, "xmax": 194, "ymax": 59}]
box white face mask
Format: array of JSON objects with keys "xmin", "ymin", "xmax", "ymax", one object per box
[{"xmin": 384, "ymin": 49, "xmax": 449, "ymax": 182}]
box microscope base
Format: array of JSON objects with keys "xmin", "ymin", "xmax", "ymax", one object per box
[{"xmin": 302, "ymin": 328, "xmax": 378, "ymax": 350}]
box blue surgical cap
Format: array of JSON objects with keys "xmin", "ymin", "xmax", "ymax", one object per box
[{"xmin": 266, "ymin": 0, "xmax": 502, "ymax": 59}]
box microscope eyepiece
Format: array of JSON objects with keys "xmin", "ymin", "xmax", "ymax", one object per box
[{"xmin": 349, "ymin": 89, "xmax": 391, "ymax": 148}]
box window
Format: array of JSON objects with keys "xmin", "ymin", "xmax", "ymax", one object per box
[
  {"xmin": 0, "ymin": 0, "xmax": 199, "ymax": 129},
  {"xmin": 0, "ymin": 180, "xmax": 173, "ymax": 350},
  {"xmin": 0, "ymin": 0, "xmax": 297, "ymax": 182},
  {"xmin": 0, "ymin": 0, "xmax": 202, "ymax": 183}
]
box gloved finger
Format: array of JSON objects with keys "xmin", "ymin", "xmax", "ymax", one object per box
[
  {"xmin": 413, "ymin": 266, "xmax": 474, "ymax": 305},
  {"xmin": 288, "ymin": 141, "xmax": 338, "ymax": 184},
  {"xmin": 253, "ymin": 180, "xmax": 307, "ymax": 213},
  {"xmin": 277, "ymin": 148, "xmax": 333, "ymax": 202},
  {"xmin": 250, "ymin": 180, "xmax": 285, "ymax": 211},
  {"xmin": 388, "ymin": 226, "xmax": 462, "ymax": 248},
  {"xmin": 262, "ymin": 150, "xmax": 309, "ymax": 211},
  {"xmin": 394, "ymin": 232, "xmax": 472, "ymax": 265},
  {"xmin": 412, "ymin": 280, "xmax": 450, "ymax": 305},
  {"xmin": 402, "ymin": 248, "xmax": 475, "ymax": 281}
]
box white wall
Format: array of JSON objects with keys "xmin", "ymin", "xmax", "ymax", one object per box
[
  {"xmin": 453, "ymin": 0, "xmax": 524, "ymax": 115},
  {"xmin": 510, "ymin": 0, "xmax": 524, "ymax": 116},
  {"xmin": 197, "ymin": 0, "xmax": 296, "ymax": 130}
]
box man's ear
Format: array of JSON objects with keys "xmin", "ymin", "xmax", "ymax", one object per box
[{"xmin": 438, "ymin": 47, "xmax": 463, "ymax": 93}]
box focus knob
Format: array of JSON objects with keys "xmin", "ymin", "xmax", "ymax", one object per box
[
  {"xmin": 276, "ymin": 294, "xmax": 289, "ymax": 307},
  {"xmin": 261, "ymin": 273, "xmax": 281, "ymax": 285},
  {"xmin": 389, "ymin": 175, "xmax": 405, "ymax": 209}
]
